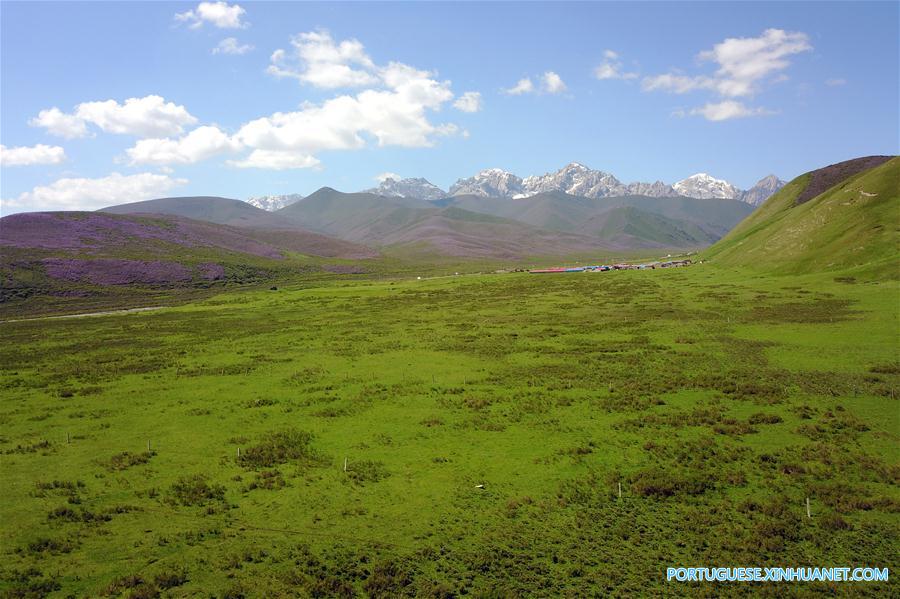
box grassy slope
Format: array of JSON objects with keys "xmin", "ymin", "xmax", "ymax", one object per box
[
  {"xmin": 279, "ymin": 189, "xmax": 611, "ymax": 257},
  {"xmin": 0, "ymin": 212, "xmax": 379, "ymax": 316},
  {"xmin": 704, "ymin": 157, "xmax": 900, "ymax": 276},
  {"xmin": 1, "ymin": 266, "xmax": 897, "ymax": 596},
  {"xmin": 445, "ymin": 192, "xmax": 751, "ymax": 246},
  {"xmin": 100, "ymin": 196, "xmax": 289, "ymax": 229}
]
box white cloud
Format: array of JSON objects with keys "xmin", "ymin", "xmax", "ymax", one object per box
[
  {"xmin": 1, "ymin": 144, "xmax": 67, "ymax": 167},
  {"xmin": 29, "ymin": 108, "xmax": 90, "ymax": 139},
  {"xmin": 504, "ymin": 77, "xmax": 534, "ymax": 95},
  {"xmin": 126, "ymin": 126, "xmax": 242, "ymax": 165},
  {"xmin": 3, "ymin": 172, "xmax": 187, "ymax": 212},
  {"xmin": 594, "ymin": 50, "xmax": 638, "ymax": 80},
  {"xmin": 698, "ymin": 29, "xmax": 811, "ymax": 97},
  {"xmin": 175, "ymin": 2, "xmax": 247, "ymax": 29},
  {"xmin": 644, "ymin": 29, "xmax": 811, "ymax": 98},
  {"xmin": 678, "ymin": 100, "xmax": 776, "ymax": 121},
  {"xmin": 231, "ymin": 31, "xmax": 461, "ymax": 169},
  {"xmin": 825, "ymin": 78, "xmax": 847, "ymax": 86},
  {"xmin": 31, "ymin": 95, "xmax": 198, "ymax": 139},
  {"xmin": 267, "ymin": 30, "xmax": 378, "ymax": 88},
  {"xmin": 375, "ymin": 172, "xmax": 401, "ymax": 183},
  {"xmin": 228, "ymin": 150, "xmax": 321, "ymax": 170},
  {"xmin": 541, "ymin": 71, "xmax": 567, "ymax": 94},
  {"xmin": 213, "ymin": 37, "xmax": 254, "ymax": 55},
  {"xmin": 642, "ymin": 72, "xmax": 713, "ymax": 94},
  {"xmin": 453, "ymin": 91, "xmax": 482, "ymax": 112},
  {"xmin": 504, "ymin": 73, "xmax": 566, "ymax": 95},
  {"xmin": 643, "ymin": 29, "xmax": 810, "ymax": 122}
]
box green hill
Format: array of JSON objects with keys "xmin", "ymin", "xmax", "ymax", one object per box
[
  {"xmin": 444, "ymin": 192, "xmax": 751, "ymax": 247},
  {"xmin": 704, "ymin": 156, "xmax": 899, "ymax": 276},
  {"xmin": 101, "ymin": 196, "xmax": 290, "ymax": 228},
  {"xmin": 277, "ymin": 187, "xmax": 611, "ymax": 258}
]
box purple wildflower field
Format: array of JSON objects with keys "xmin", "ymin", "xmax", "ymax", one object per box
[
  {"xmin": 0, "ymin": 212, "xmax": 283, "ymax": 259},
  {"xmin": 197, "ymin": 262, "xmax": 226, "ymax": 280},
  {"xmin": 42, "ymin": 258, "xmax": 193, "ymax": 285}
]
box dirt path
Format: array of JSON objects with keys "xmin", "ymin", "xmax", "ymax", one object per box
[{"xmin": 1, "ymin": 306, "xmax": 167, "ymax": 324}]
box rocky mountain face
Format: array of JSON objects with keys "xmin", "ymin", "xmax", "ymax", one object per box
[
  {"xmin": 451, "ymin": 163, "xmax": 679, "ymax": 199},
  {"xmin": 522, "ymin": 163, "xmax": 627, "ymax": 198},
  {"xmin": 624, "ymin": 180, "xmax": 680, "ymax": 198},
  {"xmin": 672, "ymin": 173, "xmax": 741, "ymax": 200},
  {"xmin": 739, "ymin": 175, "xmax": 786, "ymax": 206},
  {"xmin": 350, "ymin": 163, "xmax": 783, "ymax": 206},
  {"xmin": 364, "ymin": 177, "xmax": 448, "ymax": 201},
  {"xmin": 246, "ymin": 194, "xmax": 304, "ymax": 211},
  {"xmin": 449, "ymin": 168, "xmax": 525, "ymax": 198}
]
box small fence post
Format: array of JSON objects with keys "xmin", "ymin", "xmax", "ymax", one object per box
[
  {"xmin": 618, "ymin": 482, "xmax": 622, "ymax": 500},
  {"xmin": 343, "ymin": 457, "xmax": 348, "ymax": 472},
  {"xmin": 806, "ymin": 497, "xmax": 811, "ymax": 518},
  {"xmin": 66, "ymin": 432, "xmax": 70, "ymax": 444}
]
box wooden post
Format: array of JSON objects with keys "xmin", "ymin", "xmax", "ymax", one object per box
[
  {"xmin": 343, "ymin": 457, "xmax": 348, "ymax": 472},
  {"xmin": 66, "ymin": 432, "xmax": 70, "ymax": 444},
  {"xmin": 147, "ymin": 440, "xmax": 151, "ymax": 452},
  {"xmin": 806, "ymin": 497, "xmax": 811, "ymax": 518},
  {"xmin": 237, "ymin": 447, "xmax": 241, "ymax": 459},
  {"xmin": 618, "ymin": 482, "xmax": 622, "ymax": 500}
]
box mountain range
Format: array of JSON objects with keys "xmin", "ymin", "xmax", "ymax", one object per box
[
  {"xmin": 314, "ymin": 163, "xmax": 786, "ymax": 208},
  {"xmin": 2, "ymin": 155, "xmax": 893, "ymax": 302}
]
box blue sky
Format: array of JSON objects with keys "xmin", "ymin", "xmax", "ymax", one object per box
[{"xmin": 1, "ymin": 1, "xmax": 897, "ymax": 213}]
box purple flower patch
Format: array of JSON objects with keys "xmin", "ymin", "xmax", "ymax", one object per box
[
  {"xmin": 42, "ymin": 258, "xmax": 192, "ymax": 286},
  {"xmin": 0, "ymin": 212, "xmax": 283, "ymax": 259},
  {"xmin": 197, "ymin": 262, "xmax": 226, "ymax": 280}
]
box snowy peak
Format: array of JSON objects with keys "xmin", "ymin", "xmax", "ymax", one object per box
[
  {"xmin": 449, "ymin": 168, "xmax": 524, "ymax": 198},
  {"xmin": 673, "ymin": 173, "xmax": 741, "ymax": 200},
  {"xmin": 522, "ymin": 163, "xmax": 627, "ymax": 198},
  {"xmin": 625, "ymin": 180, "xmax": 680, "ymax": 197},
  {"xmin": 245, "ymin": 194, "xmax": 304, "ymax": 211},
  {"xmin": 364, "ymin": 177, "xmax": 448, "ymax": 201},
  {"xmin": 739, "ymin": 174, "xmax": 786, "ymax": 206}
]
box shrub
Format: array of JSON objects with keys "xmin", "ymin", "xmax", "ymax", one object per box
[
  {"xmin": 167, "ymin": 474, "xmax": 225, "ymax": 506},
  {"xmin": 108, "ymin": 450, "xmax": 155, "ymax": 471},
  {"xmin": 346, "ymin": 460, "xmax": 390, "ymax": 484},
  {"xmin": 238, "ymin": 429, "xmax": 321, "ymax": 469},
  {"xmin": 748, "ymin": 412, "xmax": 784, "ymax": 425},
  {"xmin": 629, "ymin": 468, "xmax": 714, "ymax": 498}
]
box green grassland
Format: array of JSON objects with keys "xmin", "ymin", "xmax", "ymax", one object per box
[
  {"xmin": 1, "ymin": 264, "xmax": 897, "ymax": 597},
  {"xmin": 705, "ymin": 157, "xmax": 899, "ymax": 278}
]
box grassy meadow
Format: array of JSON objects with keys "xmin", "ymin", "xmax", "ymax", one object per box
[{"xmin": 1, "ymin": 265, "xmax": 898, "ymax": 597}]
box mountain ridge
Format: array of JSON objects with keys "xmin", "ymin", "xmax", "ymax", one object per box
[{"xmin": 350, "ymin": 163, "xmax": 784, "ymax": 205}]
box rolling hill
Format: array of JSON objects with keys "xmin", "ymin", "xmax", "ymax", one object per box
[
  {"xmin": 101, "ymin": 196, "xmax": 292, "ymax": 229},
  {"xmin": 275, "ymin": 187, "xmax": 611, "ymax": 258},
  {"xmin": 703, "ymin": 156, "xmax": 899, "ymax": 275},
  {"xmin": 0, "ymin": 211, "xmax": 376, "ymax": 302},
  {"xmin": 441, "ymin": 191, "xmax": 751, "ymax": 246},
  {"xmin": 96, "ymin": 187, "xmax": 751, "ymax": 256}
]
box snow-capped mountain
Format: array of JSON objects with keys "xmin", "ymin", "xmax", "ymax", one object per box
[
  {"xmin": 522, "ymin": 162, "xmax": 629, "ymax": 198},
  {"xmin": 245, "ymin": 194, "xmax": 304, "ymax": 211},
  {"xmin": 450, "ymin": 163, "xmax": 679, "ymax": 199},
  {"xmin": 357, "ymin": 163, "xmax": 780, "ymax": 205},
  {"xmin": 449, "ymin": 168, "xmax": 525, "ymax": 198},
  {"xmin": 624, "ymin": 180, "xmax": 680, "ymax": 198},
  {"xmin": 364, "ymin": 177, "xmax": 448, "ymax": 201},
  {"xmin": 672, "ymin": 173, "xmax": 741, "ymax": 200},
  {"xmin": 739, "ymin": 175, "xmax": 785, "ymax": 206}
]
